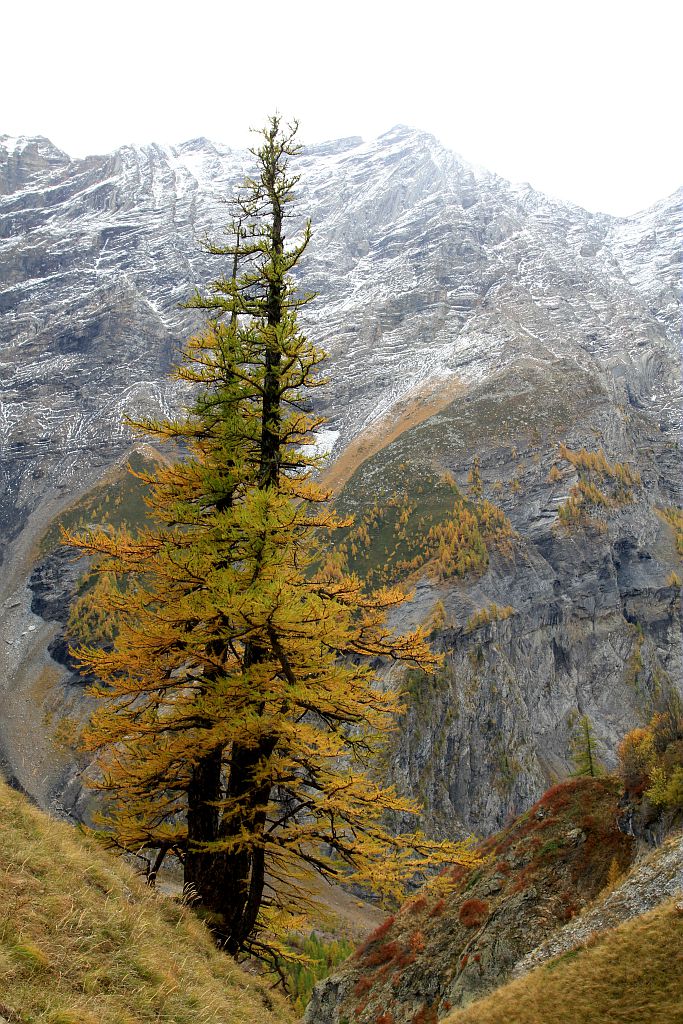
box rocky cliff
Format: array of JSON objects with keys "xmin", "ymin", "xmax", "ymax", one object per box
[
  {"xmin": 0, "ymin": 126, "xmax": 680, "ymax": 828},
  {"xmin": 304, "ymin": 777, "xmax": 636, "ymax": 1023}
]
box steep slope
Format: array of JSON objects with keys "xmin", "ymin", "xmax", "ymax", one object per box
[
  {"xmin": 513, "ymin": 829, "xmax": 683, "ymax": 977},
  {"xmin": 0, "ymin": 778, "xmax": 293, "ymax": 1023},
  {"xmin": 332, "ymin": 343, "xmax": 681, "ymax": 834},
  {"xmin": 304, "ymin": 778, "xmax": 635, "ymax": 1023},
  {"xmin": 443, "ymin": 899, "xmax": 683, "ymax": 1024},
  {"xmin": 0, "ymin": 127, "xmax": 680, "ymax": 825}
]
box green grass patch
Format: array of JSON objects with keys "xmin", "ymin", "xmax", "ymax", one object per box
[
  {"xmin": 278, "ymin": 932, "xmax": 354, "ymax": 1015},
  {"xmin": 39, "ymin": 451, "xmax": 162, "ymax": 556}
]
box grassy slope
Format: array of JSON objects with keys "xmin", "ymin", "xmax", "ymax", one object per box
[
  {"xmin": 0, "ymin": 781, "xmax": 293, "ymax": 1024},
  {"xmin": 444, "ymin": 899, "xmax": 683, "ymax": 1024},
  {"xmin": 37, "ymin": 449, "xmax": 164, "ymax": 556}
]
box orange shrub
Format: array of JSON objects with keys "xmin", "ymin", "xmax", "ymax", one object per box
[
  {"xmin": 617, "ymin": 727, "xmax": 652, "ymax": 791},
  {"xmin": 354, "ymin": 976, "xmax": 373, "ymax": 998},
  {"xmin": 365, "ymin": 941, "xmax": 402, "ymax": 967},
  {"xmin": 355, "ymin": 916, "xmax": 395, "ymax": 959},
  {"xmin": 459, "ymin": 898, "xmax": 490, "ymax": 928}
]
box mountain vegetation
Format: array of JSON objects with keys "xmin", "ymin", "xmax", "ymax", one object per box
[
  {"xmin": 64, "ymin": 117, "xmax": 476, "ymax": 963},
  {"xmin": 617, "ymin": 705, "xmax": 683, "ymax": 814},
  {"xmin": 334, "ymin": 467, "xmax": 516, "ymax": 588},
  {"xmin": 443, "ymin": 899, "xmax": 683, "ymax": 1024},
  {"xmin": 0, "ymin": 778, "xmax": 293, "ymax": 1024},
  {"xmin": 304, "ymin": 776, "xmax": 637, "ymax": 1022},
  {"xmin": 0, "ymin": 123, "xmax": 680, "ymax": 1023}
]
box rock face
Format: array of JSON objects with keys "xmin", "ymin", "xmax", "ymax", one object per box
[
  {"xmin": 304, "ymin": 778, "xmax": 635, "ymax": 1024},
  {"xmin": 0, "ymin": 127, "xmax": 681, "ymax": 823},
  {"xmin": 512, "ymin": 829, "xmax": 683, "ymax": 979}
]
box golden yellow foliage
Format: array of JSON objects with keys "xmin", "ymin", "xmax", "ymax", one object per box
[
  {"xmin": 464, "ymin": 604, "xmax": 515, "ymax": 633},
  {"xmin": 66, "ymin": 117, "xmax": 478, "ymax": 962},
  {"xmin": 556, "ymin": 444, "xmax": 641, "ymax": 531},
  {"xmin": 658, "ymin": 507, "xmax": 683, "ymax": 559}
]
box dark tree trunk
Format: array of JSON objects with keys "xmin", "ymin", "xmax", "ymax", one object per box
[
  {"xmin": 217, "ymin": 736, "xmax": 277, "ymax": 953},
  {"xmin": 184, "ymin": 746, "xmax": 227, "ymax": 905}
]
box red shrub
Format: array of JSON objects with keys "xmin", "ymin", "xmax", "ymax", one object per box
[
  {"xmin": 365, "ymin": 941, "xmax": 402, "ymax": 967},
  {"xmin": 376, "ymin": 1014, "xmax": 395, "ymax": 1024},
  {"xmin": 429, "ymin": 898, "xmax": 446, "ymax": 917},
  {"xmin": 460, "ymin": 953, "xmax": 469, "ymax": 969},
  {"xmin": 536, "ymin": 778, "xmax": 586, "ymax": 810},
  {"xmin": 376, "ymin": 961, "xmax": 394, "ymax": 981},
  {"xmin": 535, "ymin": 815, "xmax": 559, "ymax": 831},
  {"xmin": 355, "ymin": 916, "xmax": 395, "ymax": 959},
  {"xmin": 496, "ymin": 860, "xmax": 511, "ymax": 875},
  {"xmin": 395, "ymin": 950, "xmax": 416, "ymax": 969},
  {"xmin": 409, "ymin": 896, "xmax": 428, "ymax": 915},
  {"xmin": 473, "ymin": 953, "xmax": 481, "ymax": 963},
  {"xmin": 354, "ymin": 976, "xmax": 373, "ymax": 998},
  {"xmin": 410, "ymin": 929, "xmax": 425, "ymax": 952},
  {"xmin": 459, "ymin": 898, "xmax": 489, "ymax": 928}
]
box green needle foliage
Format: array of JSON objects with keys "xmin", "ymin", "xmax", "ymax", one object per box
[{"xmin": 570, "ymin": 715, "xmax": 604, "ymax": 778}]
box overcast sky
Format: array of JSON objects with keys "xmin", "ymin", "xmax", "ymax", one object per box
[{"xmin": 3, "ymin": 0, "xmax": 680, "ymax": 216}]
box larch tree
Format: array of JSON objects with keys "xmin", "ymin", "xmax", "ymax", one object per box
[
  {"xmin": 570, "ymin": 715, "xmax": 604, "ymax": 778},
  {"xmin": 67, "ymin": 116, "xmax": 477, "ymax": 962}
]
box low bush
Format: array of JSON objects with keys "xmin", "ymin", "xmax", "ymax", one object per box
[{"xmin": 459, "ymin": 898, "xmax": 490, "ymax": 929}]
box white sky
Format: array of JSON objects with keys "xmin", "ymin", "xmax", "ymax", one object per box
[{"xmin": 2, "ymin": 0, "xmax": 681, "ymax": 216}]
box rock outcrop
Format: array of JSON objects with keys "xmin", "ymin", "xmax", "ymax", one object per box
[{"xmin": 304, "ymin": 778, "xmax": 635, "ymax": 1023}]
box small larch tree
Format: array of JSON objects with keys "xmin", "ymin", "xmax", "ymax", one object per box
[
  {"xmin": 67, "ymin": 116, "xmax": 477, "ymax": 963},
  {"xmin": 570, "ymin": 715, "xmax": 604, "ymax": 778}
]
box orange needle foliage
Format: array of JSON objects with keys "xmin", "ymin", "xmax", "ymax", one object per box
[{"xmin": 66, "ymin": 116, "xmax": 478, "ymax": 964}]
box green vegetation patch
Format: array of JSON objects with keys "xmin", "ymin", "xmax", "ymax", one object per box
[
  {"xmin": 335, "ymin": 463, "xmax": 515, "ymax": 588},
  {"xmin": 39, "ymin": 451, "xmax": 163, "ymax": 556},
  {"xmin": 278, "ymin": 932, "xmax": 354, "ymax": 1015}
]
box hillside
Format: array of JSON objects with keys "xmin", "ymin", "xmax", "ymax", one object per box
[
  {"xmin": 443, "ymin": 899, "xmax": 683, "ymax": 1024},
  {"xmin": 304, "ymin": 777, "xmax": 636, "ymax": 1023},
  {"xmin": 0, "ymin": 779, "xmax": 293, "ymax": 1023}
]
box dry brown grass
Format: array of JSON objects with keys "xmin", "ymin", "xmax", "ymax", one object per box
[
  {"xmin": 321, "ymin": 376, "xmax": 465, "ymax": 495},
  {"xmin": 444, "ymin": 899, "xmax": 683, "ymax": 1024},
  {"xmin": 0, "ymin": 780, "xmax": 293, "ymax": 1023}
]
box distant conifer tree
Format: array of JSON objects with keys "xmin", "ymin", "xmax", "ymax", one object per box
[{"xmin": 570, "ymin": 715, "xmax": 604, "ymax": 778}]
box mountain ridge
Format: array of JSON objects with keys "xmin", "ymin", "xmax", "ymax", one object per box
[{"xmin": 0, "ymin": 124, "xmax": 680, "ymax": 837}]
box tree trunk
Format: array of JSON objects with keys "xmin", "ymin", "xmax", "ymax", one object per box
[{"xmin": 185, "ymin": 746, "xmax": 227, "ymax": 905}]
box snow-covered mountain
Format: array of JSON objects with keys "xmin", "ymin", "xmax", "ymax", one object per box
[
  {"xmin": 0, "ymin": 127, "xmax": 679, "ymax": 554},
  {"xmin": 0, "ymin": 127, "xmax": 680, "ymax": 831}
]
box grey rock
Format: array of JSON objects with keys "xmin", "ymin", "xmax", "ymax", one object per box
[{"xmin": 0, "ymin": 126, "xmax": 681, "ymax": 831}]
